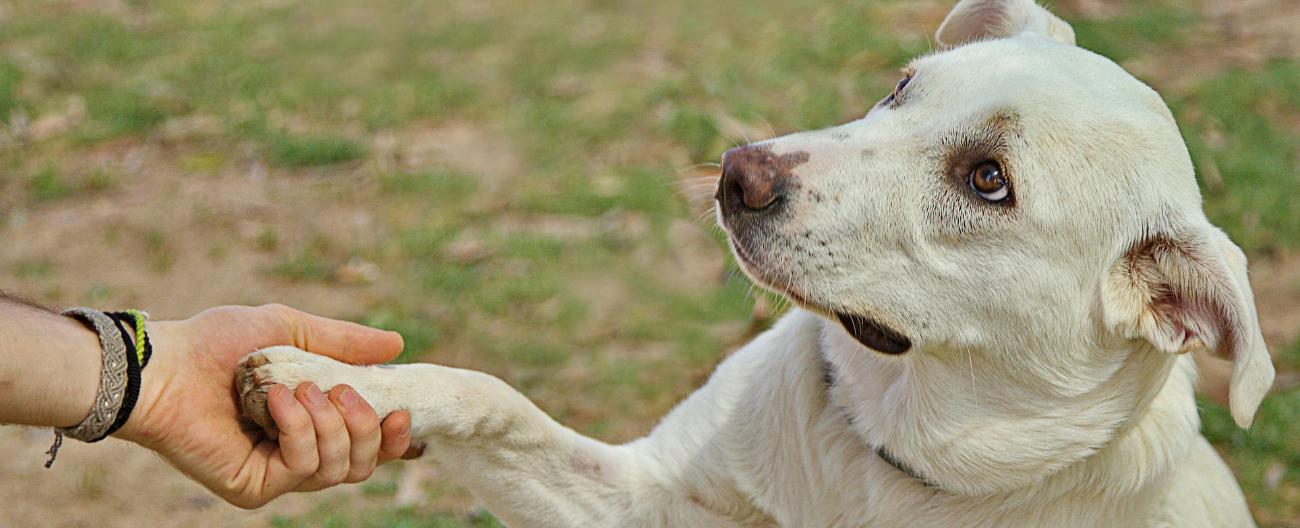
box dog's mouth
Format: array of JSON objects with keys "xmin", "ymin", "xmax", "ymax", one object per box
[
  {"xmin": 834, "ymin": 312, "xmax": 912, "ymax": 355},
  {"xmin": 729, "ymin": 239, "xmax": 913, "ymax": 355}
]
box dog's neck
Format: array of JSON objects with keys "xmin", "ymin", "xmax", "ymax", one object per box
[
  {"xmin": 816, "ymin": 314, "xmax": 1199, "ymax": 499},
  {"xmin": 819, "ymin": 356, "xmax": 938, "ymax": 487}
]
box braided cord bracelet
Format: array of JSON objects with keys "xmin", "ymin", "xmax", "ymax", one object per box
[{"xmin": 46, "ymin": 308, "xmax": 152, "ymax": 468}]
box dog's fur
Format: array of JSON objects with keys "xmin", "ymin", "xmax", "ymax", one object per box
[{"xmin": 237, "ymin": 0, "xmax": 1274, "ymax": 525}]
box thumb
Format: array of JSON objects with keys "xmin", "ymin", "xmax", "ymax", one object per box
[{"xmin": 262, "ymin": 304, "xmax": 404, "ymax": 364}]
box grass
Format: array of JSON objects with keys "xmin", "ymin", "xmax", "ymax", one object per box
[
  {"xmin": 1175, "ymin": 61, "xmax": 1300, "ymax": 254},
  {"xmin": 264, "ymin": 131, "xmax": 370, "ymax": 168},
  {"xmin": 379, "ymin": 169, "xmax": 479, "ymax": 201},
  {"xmin": 14, "ymin": 259, "xmax": 54, "ymax": 279},
  {"xmin": 1070, "ymin": 1, "xmax": 1199, "ymax": 63},
  {"xmin": 2, "ymin": 0, "xmax": 1299, "ymax": 525},
  {"xmin": 26, "ymin": 165, "xmax": 72, "ymax": 202},
  {"xmin": 23, "ymin": 164, "xmax": 121, "ymax": 202},
  {"xmin": 145, "ymin": 228, "xmax": 173, "ymax": 273},
  {"xmin": 270, "ymin": 502, "xmax": 506, "ymax": 528},
  {"xmin": 271, "ymin": 249, "xmax": 335, "ymax": 283},
  {"xmin": 1203, "ymin": 385, "xmax": 1300, "ymax": 523}
]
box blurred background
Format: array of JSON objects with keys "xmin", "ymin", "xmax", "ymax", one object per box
[{"xmin": 0, "ymin": 0, "xmax": 1297, "ymax": 526}]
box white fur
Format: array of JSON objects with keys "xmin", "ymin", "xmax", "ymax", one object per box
[{"xmin": 240, "ymin": 1, "xmax": 1271, "ymax": 525}]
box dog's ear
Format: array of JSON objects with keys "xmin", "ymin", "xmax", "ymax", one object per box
[
  {"xmin": 936, "ymin": 0, "xmax": 1076, "ymax": 47},
  {"xmin": 1102, "ymin": 224, "xmax": 1274, "ymax": 427}
]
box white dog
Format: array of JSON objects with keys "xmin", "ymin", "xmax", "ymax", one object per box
[{"xmin": 237, "ymin": 0, "xmax": 1274, "ymax": 525}]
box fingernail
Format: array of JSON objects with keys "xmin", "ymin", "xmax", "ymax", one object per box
[
  {"xmin": 303, "ymin": 383, "xmax": 328, "ymax": 407},
  {"xmin": 339, "ymin": 387, "xmax": 360, "ymax": 409},
  {"xmin": 398, "ymin": 422, "xmax": 410, "ymax": 438},
  {"xmin": 276, "ymin": 385, "xmax": 295, "ymax": 405}
]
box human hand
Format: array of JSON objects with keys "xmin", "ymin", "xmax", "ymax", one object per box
[{"xmin": 115, "ymin": 304, "xmax": 413, "ymax": 509}]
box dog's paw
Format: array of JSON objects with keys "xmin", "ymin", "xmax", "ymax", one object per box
[{"xmin": 236, "ymin": 346, "xmax": 351, "ymax": 440}]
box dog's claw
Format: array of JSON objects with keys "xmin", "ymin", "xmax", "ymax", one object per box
[{"xmin": 237, "ymin": 352, "xmax": 282, "ymax": 440}]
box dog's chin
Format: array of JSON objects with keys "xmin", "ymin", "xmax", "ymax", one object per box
[{"xmin": 728, "ymin": 240, "xmax": 913, "ymax": 355}]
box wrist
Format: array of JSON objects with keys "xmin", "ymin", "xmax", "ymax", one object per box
[
  {"xmin": 50, "ymin": 316, "xmax": 106, "ymax": 428},
  {"xmin": 0, "ymin": 306, "xmax": 106, "ymax": 428},
  {"xmin": 114, "ymin": 320, "xmax": 180, "ymax": 449}
]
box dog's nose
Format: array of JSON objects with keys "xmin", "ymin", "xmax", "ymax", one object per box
[{"xmin": 717, "ymin": 145, "xmax": 805, "ymax": 213}]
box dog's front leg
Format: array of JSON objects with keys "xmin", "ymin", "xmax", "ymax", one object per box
[{"xmin": 236, "ymin": 346, "xmax": 746, "ymax": 528}]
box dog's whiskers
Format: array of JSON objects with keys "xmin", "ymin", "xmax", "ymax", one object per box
[
  {"xmin": 676, "ymin": 180, "xmax": 721, "ymax": 192},
  {"xmin": 965, "ymin": 347, "xmax": 979, "ymax": 414},
  {"xmin": 676, "ymin": 162, "xmax": 722, "ymax": 174},
  {"xmin": 750, "ymin": 112, "xmax": 777, "ymax": 141},
  {"xmin": 694, "ymin": 208, "xmax": 719, "ymax": 227},
  {"xmin": 721, "ymin": 115, "xmax": 753, "ymax": 146}
]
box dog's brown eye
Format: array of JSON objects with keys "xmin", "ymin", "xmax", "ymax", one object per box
[{"xmin": 969, "ymin": 161, "xmax": 1009, "ymax": 202}]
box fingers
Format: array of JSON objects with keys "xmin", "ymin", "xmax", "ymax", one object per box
[
  {"xmin": 378, "ymin": 411, "xmax": 414, "ymax": 464},
  {"xmin": 261, "ymin": 304, "xmax": 404, "ymax": 364},
  {"xmin": 328, "ymin": 385, "xmax": 384, "ymax": 483},
  {"xmin": 293, "ymin": 383, "xmax": 352, "ymax": 490},
  {"xmin": 257, "ymin": 384, "xmax": 320, "ymax": 499},
  {"xmin": 239, "ymin": 384, "xmax": 408, "ymax": 506}
]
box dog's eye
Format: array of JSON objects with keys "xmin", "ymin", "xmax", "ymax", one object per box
[
  {"xmin": 881, "ymin": 75, "xmax": 911, "ymax": 106},
  {"xmin": 969, "ymin": 161, "xmax": 1009, "ymax": 202}
]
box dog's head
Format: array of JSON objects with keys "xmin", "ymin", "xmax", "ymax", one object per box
[{"xmin": 717, "ymin": 0, "xmax": 1273, "ymax": 492}]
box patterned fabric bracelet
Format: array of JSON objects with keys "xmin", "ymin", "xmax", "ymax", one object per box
[{"xmin": 46, "ymin": 308, "xmax": 136, "ymax": 468}]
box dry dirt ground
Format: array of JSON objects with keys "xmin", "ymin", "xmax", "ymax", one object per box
[{"xmin": 1, "ymin": 0, "xmax": 1299, "ymax": 526}]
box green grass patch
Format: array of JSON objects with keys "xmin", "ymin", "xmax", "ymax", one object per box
[
  {"xmin": 0, "ymin": 60, "xmax": 23, "ymax": 118},
  {"xmin": 364, "ymin": 308, "xmax": 444, "ymax": 364},
  {"xmin": 1202, "ymin": 385, "xmax": 1300, "ymax": 519},
  {"xmin": 519, "ymin": 166, "xmax": 686, "ymax": 218},
  {"xmin": 664, "ymin": 108, "xmax": 722, "ymax": 162},
  {"xmin": 24, "ymin": 165, "xmax": 121, "ymax": 203},
  {"xmin": 26, "ymin": 165, "xmax": 73, "ymax": 202},
  {"xmin": 84, "ymin": 85, "xmax": 177, "ymax": 138},
  {"xmin": 397, "ymin": 227, "xmax": 460, "ymax": 260},
  {"xmin": 1069, "ymin": 2, "xmax": 1198, "ymax": 64},
  {"xmin": 144, "ymin": 229, "xmax": 173, "ymax": 273},
  {"xmin": 270, "ymin": 242, "xmax": 335, "ymax": 283},
  {"xmin": 14, "ymin": 259, "xmax": 54, "ymax": 279},
  {"xmin": 1174, "ymin": 60, "xmax": 1300, "ymax": 253},
  {"xmin": 264, "ymin": 131, "xmax": 369, "ymax": 167},
  {"xmin": 380, "ymin": 169, "xmax": 479, "ymax": 201}
]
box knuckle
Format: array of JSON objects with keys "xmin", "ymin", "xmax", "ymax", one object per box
[
  {"xmin": 259, "ymin": 304, "xmax": 298, "ymax": 327},
  {"xmin": 347, "ymin": 467, "xmax": 375, "ymax": 484},
  {"xmin": 318, "ymin": 469, "xmax": 349, "ymax": 486},
  {"xmin": 347, "ymin": 414, "xmax": 381, "ymax": 437},
  {"xmin": 260, "ymin": 302, "xmax": 293, "ymax": 314},
  {"xmin": 313, "ymin": 413, "xmax": 347, "ymax": 437},
  {"xmin": 292, "ymin": 455, "xmax": 321, "ymax": 476},
  {"xmin": 290, "ymin": 467, "xmax": 318, "ymax": 485},
  {"xmin": 279, "ymin": 409, "xmax": 313, "ymax": 432}
]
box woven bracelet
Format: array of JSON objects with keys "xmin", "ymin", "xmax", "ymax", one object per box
[{"xmin": 46, "ymin": 308, "xmax": 150, "ymax": 468}]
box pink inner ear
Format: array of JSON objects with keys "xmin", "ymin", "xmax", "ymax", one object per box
[
  {"xmin": 941, "ymin": 2, "xmax": 1009, "ymax": 44},
  {"xmin": 1147, "ymin": 263, "xmax": 1240, "ymax": 360}
]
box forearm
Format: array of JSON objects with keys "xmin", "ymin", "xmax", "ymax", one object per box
[{"xmin": 0, "ymin": 297, "xmax": 104, "ymax": 428}]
